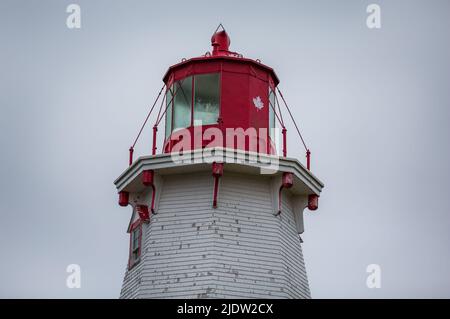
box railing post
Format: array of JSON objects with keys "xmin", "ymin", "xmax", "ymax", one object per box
[
  {"xmin": 129, "ymin": 147, "xmax": 134, "ymax": 166},
  {"xmin": 152, "ymin": 125, "xmax": 158, "ymax": 155},
  {"xmin": 306, "ymin": 149, "xmax": 311, "ymax": 170}
]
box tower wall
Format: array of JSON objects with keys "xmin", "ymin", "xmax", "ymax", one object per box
[{"xmin": 120, "ymin": 171, "xmax": 310, "ymax": 299}]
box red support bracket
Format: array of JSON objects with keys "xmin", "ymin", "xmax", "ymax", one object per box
[
  {"xmin": 142, "ymin": 169, "xmax": 156, "ymax": 214},
  {"xmin": 136, "ymin": 205, "xmax": 150, "ymax": 222},
  {"xmin": 212, "ymin": 162, "xmax": 224, "ymax": 208},
  {"xmin": 277, "ymin": 172, "xmax": 294, "ymax": 215}
]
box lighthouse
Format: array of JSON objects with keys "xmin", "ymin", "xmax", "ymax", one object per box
[{"xmin": 114, "ymin": 26, "xmax": 324, "ymax": 299}]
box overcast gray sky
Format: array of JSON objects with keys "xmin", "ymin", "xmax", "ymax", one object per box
[{"xmin": 1, "ymin": 0, "xmax": 450, "ymax": 298}]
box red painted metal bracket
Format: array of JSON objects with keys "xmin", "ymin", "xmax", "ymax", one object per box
[
  {"xmin": 136, "ymin": 205, "xmax": 150, "ymax": 222},
  {"xmin": 212, "ymin": 162, "xmax": 224, "ymax": 208},
  {"xmin": 142, "ymin": 169, "xmax": 156, "ymax": 214}
]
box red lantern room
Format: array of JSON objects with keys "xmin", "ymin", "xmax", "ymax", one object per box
[{"xmin": 161, "ymin": 27, "xmax": 280, "ymax": 155}]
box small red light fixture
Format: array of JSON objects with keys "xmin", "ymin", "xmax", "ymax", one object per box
[
  {"xmin": 142, "ymin": 169, "xmax": 154, "ymax": 186},
  {"xmin": 308, "ymin": 194, "xmax": 319, "ymax": 211},
  {"xmin": 118, "ymin": 191, "xmax": 129, "ymax": 207}
]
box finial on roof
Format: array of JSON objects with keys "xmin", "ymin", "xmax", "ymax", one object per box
[{"xmin": 211, "ymin": 23, "xmax": 230, "ymax": 56}]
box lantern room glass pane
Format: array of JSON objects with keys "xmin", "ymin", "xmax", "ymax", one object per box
[
  {"xmin": 194, "ymin": 73, "xmax": 220, "ymax": 125},
  {"xmin": 165, "ymin": 85, "xmax": 173, "ymax": 138},
  {"xmin": 173, "ymin": 77, "xmax": 192, "ymax": 130}
]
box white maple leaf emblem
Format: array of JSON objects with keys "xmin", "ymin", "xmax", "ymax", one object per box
[{"xmin": 253, "ymin": 96, "xmax": 264, "ymax": 110}]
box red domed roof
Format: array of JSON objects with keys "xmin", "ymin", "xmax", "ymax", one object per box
[{"xmin": 162, "ymin": 28, "xmax": 279, "ymax": 86}]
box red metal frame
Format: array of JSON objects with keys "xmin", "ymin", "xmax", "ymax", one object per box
[{"xmin": 162, "ymin": 83, "xmax": 175, "ymax": 151}]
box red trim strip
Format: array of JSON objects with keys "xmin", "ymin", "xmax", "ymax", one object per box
[
  {"xmin": 142, "ymin": 169, "xmax": 157, "ymax": 214},
  {"xmin": 277, "ymin": 172, "xmax": 294, "ymax": 214},
  {"xmin": 212, "ymin": 162, "xmax": 224, "ymax": 208}
]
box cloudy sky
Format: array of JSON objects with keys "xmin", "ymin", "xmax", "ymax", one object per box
[{"xmin": 1, "ymin": 0, "xmax": 449, "ymax": 298}]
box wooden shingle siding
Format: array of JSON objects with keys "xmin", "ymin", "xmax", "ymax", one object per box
[
  {"xmin": 119, "ymin": 255, "xmax": 143, "ymax": 299},
  {"xmin": 120, "ymin": 171, "xmax": 310, "ymax": 299}
]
